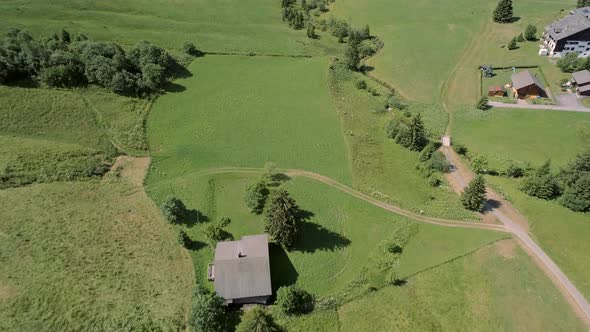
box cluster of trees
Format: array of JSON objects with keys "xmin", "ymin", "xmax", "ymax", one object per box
[
  {"xmin": 281, "ymin": 0, "xmax": 331, "ymax": 31},
  {"xmin": 416, "ymin": 142, "xmax": 451, "ymax": 187},
  {"xmin": 557, "ymin": 52, "xmax": 590, "ymax": 73},
  {"xmin": 204, "ymin": 217, "xmax": 232, "ymax": 244},
  {"xmin": 578, "ymin": 0, "xmax": 590, "ymax": 8},
  {"xmin": 0, "ymin": 28, "xmax": 178, "ymax": 96},
  {"xmin": 521, "ymin": 151, "xmax": 590, "ymax": 212},
  {"xmin": 493, "ymin": 0, "xmax": 514, "ymax": 23},
  {"xmin": 507, "ymin": 25, "xmax": 537, "ymax": 50},
  {"xmin": 386, "ymin": 112, "xmax": 428, "ymax": 151}
]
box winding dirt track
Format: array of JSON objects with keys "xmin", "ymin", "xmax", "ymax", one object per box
[{"xmin": 156, "ymin": 166, "xmax": 507, "ymax": 233}]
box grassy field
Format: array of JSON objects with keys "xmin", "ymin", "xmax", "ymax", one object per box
[
  {"xmin": 0, "ymin": 158, "xmax": 193, "ymax": 331},
  {"xmin": 146, "ymin": 55, "xmax": 352, "ymax": 184},
  {"xmin": 489, "ymin": 176, "xmax": 590, "ymax": 300},
  {"xmin": 337, "ymin": 240, "xmax": 585, "ymax": 331},
  {"xmin": 0, "ymin": 0, "xmax": 338, "ymax": 55},
  {"xmin": 453, "ymin": 106, "xmax": 590, "ymax": 168}
]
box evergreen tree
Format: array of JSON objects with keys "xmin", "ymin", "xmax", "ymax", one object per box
[
  {"xmin": 264, "ymin": 189, "xmax": 301, "ymax": 250},
  {"xmin": 344, "ymin": 42, "xmax": 361, "ymax": 70},
  {"xmin": 508, "ymin": 37, "xmax": 517, "ymax": 50},
  {"xmin": 493, "ymin": 0, "xmax": 514, "ymax": 23},
  {"xmin": 461, "ymin": 175, "xmax": 487, "ymax": 212},
  {"xmin": 516, "ymin": 33, "xmax": 525, "ymax": 42},
  {"xmin": 560, "ymin": 174, "xmax": 590, "ymax": 212},
  {"xmin": 189, "ymin": 286, "xmax": 226, "ymax": 332},
  {"xmin": 60, "ymin": 29, "xmax": 71, "ymax": 44},
  {"xmin": 520, "ymin": 160, "xmax": 561, "ymax": 200},
  {"xmin": 407, "ymin": 113, "xmax": 428, "ymax": 151},
  {"xmin": 161, "ymin": 196, "xmax": 186, "ymax": 224},
  {"xmin": 306, "ymin": 24, "xmax": 316, "ymax": 39},
  {"xmin": 476, "ymin": 96, "xmax": 489, "ymax": 110},
  {"xmin": 362, "ymin": 25, "xmax": 371, "ymax": 39},
  {"xmin": 236, "ymin": 306, "xmax": 282, "ymax": 332},
  {"xmin": 245, "ymin": 181, "xmax": 269, "ymax": 214},
  {"xmin": 524, "ymin": 24, "xmax": 537, "ymax": 41}
]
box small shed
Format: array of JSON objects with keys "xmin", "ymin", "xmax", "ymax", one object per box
[
  {"xmin": 572, "ymin": 70, "xmax": 590, "ymax": 91},
  {"xmin": 487, "ymin": 85, "xmax": 506, "ymax": 97},
  {"xmin": 511, "ymin": 70, "xmax": 547, "ymax": 99},
  {"xmin": 578, "ymin": 83, "xmax": 590, "ymax": 96}
]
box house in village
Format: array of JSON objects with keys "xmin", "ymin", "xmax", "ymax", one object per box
[
  {"xmin": 572, "ymin": 69, "xmax": 590, "ymax": 96},
  {"xmin": 511, "ymin": 70, "xmax": 547, "ymax": 99},
  {"xmin": 540, "ymin": 7, "xmax": 590, "ymax": 57},
  {"xmin": 209, "ymin": 234, "xmax": 272, "ymax": 305},
  {"xmin": 487, "ymin": 85, "xmax": 506, "ymax": 97}
]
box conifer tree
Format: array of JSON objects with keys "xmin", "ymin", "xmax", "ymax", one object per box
[
  {"xmin": 264, "ymin": 189, "xmax": 301, "ymax": 250},
  {"xmin": 236, "ymin": 306, "xmax": 282, "ymax": 332},
  {"xmin": 524, "ymin": 24, "xmax": 537, "ymax": 41},
  {"xmin": 493, "ymin": 0, "xmax": 514, "ymax": 23},
  {"xmin": 461, "ymin": 175, "xmax": 487, "ymax": 212},
  {"xmin": 508, "ymin": 37, "xmax": 518, "ymax": 50},
  {"xmin": 307, "ymin": 24, "xmax": 316, "ymax": 39},
  {"xmin": 407, "ymin": 113, "xmax": 428, "ymax": 151}
]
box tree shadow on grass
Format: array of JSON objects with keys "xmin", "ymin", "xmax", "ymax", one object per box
[
  {"xmin": 186, "ymin": 239, "xmax": 208, "ymax": 251},
  {"xmin": 164, "ymin": 82, "xmax": 186, "ymax": 93},
  {"xmin": 293, "ymin": 220, "xmax": 351, "ymax": 253},
  {"xmin": 269, "ymin": 243, "xmax": 298, "ymax": 295},
  {"xmin": 178, "ymin": 209, "xmax": 209, "ymax": 227}
]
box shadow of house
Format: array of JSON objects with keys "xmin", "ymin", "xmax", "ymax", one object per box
[
  {"xmin": 269, "ymin": 243, "xmax": 298, "ymax": 295},
  {"xmin": 294, "ymin": 221, "xmax": 351, "ymax": 253}
]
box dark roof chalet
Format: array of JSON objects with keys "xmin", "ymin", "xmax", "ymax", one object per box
[
  {"xmin": 213, "ymin": 234, "xmax": 272, "ymax": 302},
  {"xmin": 511, "ymin": 70, "xmax": 546, "ymax": 91},
  {"xmin": 573, "ymin": 70, "xmax": 590, "ymax": 85}
]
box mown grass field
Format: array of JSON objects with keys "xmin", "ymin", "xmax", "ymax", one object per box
[
  {"xmin": 0, "ymin": 158, "xmax": 193, "ymax": 331},
  {"xmin": 146, "ymin": 55, "xmax": 352, "ymax": 185},
  {"xmin": 489, "ymin": 176, "xmax": 590, "ymax": 300},
  {"xmin": 453, "ymin": 107, "xmax": 590, "ymax": 168},
  {"xmin": 0, "ymin": 0, "xmax": 336, "ymax": 55}
]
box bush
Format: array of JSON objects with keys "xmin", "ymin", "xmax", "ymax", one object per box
[
  {"xmin": 418, "ymin": 141, "xmax": 440, "ymax": 162},
  {"xmin": 355, "ymin": 79, "xmax": 367, "ymax": 90},
  {"xmin": 189, "ymin": 285, "xmax": 226, "ymax": 332},
  {"xmin": 505, "ymin": 163, "xmax": 524, "ymax": 178},
  {"xmin": 520, "ymin": 161, "xmax": 561, "ymax": 200},
  {"xmin": 428, "ymin": 175, "xmax": 442, "ymax": 187},
  {"xmin": 386, "ymin": 95, "xmax": 407, "ymax": 110},
  {"xmin": 470, "ymin": 155, "xmax": 489, "ymax": 174},
  {"xmin": 204, "ymin": 217, "xmax": 232, "ymax": 244},
  {"xmin": 453, "ymin": 143, "xmax": 468, "ymax": 156},
  {"xmin": 236, "ymin": 306, "xmax": 282, "ymax": 332},
  {"xmin": 559, "ymin": 174, "xmax": 590, "ymax": 212},
  {"xmin": 516, "ymin": 33, "xmax": 525, "ymax": 42},
  {"xmin": 245, "ymin": 181, "xmax": 269, "ymax": 214},
  {"xmin": 387, "ymin": 113, "xmax": 428, "ymax": 151},
  {"xmin": 182, "ymin": 42, "xmax": 198, "ymax": 56},
  {"xmin": 276, "ymin": 285, "xmax": 314, "ymax": 315},
  {"xmin": 507, "ymin": 37, "xmax": 517, "ymax": 50},
  {"xmin": 524, "ymin": 24, "xmax": 537, "ymax": 41},
  {"xmin": 424, "ymin": 151, "xmax": 451, "ymax": 173},
  {"xmin": 177, "ymin": 229, "xmax": 191, "ymax": 247},
  {"xmin": 476, "ymin": 96, "xmax": 489, "ymax": 110},
  {"xmin": 557, "ymin": 52, "xmax": 581, "ymax": 73},
  {"xmin": 161, "ymin": 196, "xmax": 186, "ymax": 224},
  {"xmin": 367, "ymin": 87, "xmax": 378, "ymax": 96}
]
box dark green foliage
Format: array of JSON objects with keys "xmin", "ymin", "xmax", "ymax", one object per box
[
  {"xmin": 264, "ymin": 189, "xmax": 301, "ymax": 250},
  {"xmin": 282, "ymin": 6, "xmax": 305, "ymax": 30},
  {"xmin": 482, "ymin": 64, "xmax": 494, "ymax": 78},
  {"xmin": 0, "ymin": 28, "xmax": 49, "ymax": 83},
  {"xmin": 418, "ymin": 141, "xmax": 440, "ymax": 162},
  {"xmin": 161, "ymin": 196, "xmax": 186, "ymax": 224},
  {"xmin": 362, "ymin": 25, "xmax": 371, "ymax": 39},
  {"xmin": 328, "ymin": 18, "xmax": 350, "ymax": 42},
  {"xmin": 236, "ymin": 306, "xmax": 282, "ymax": 332},
  {"xmin": 204, "ymin": 217, "xmax": 232, "ymax": 244},
  {"xmin": 524, "ymin": 25, "xmax": 537, "ymax": 41},
  {"xmin": 344, "ymin": 41, "xmax": 360, "ymax": 70},
  {"xmin": 557, "ymin": 52, "xmax": 583, "ymax": 73},
  {"xmin": 245, "ymin": 181, "xmax": 270, "ymax": 214},
  {"xmin": 461, "ymin": 175, "xmax": 487, "ymax": 212},
  {"xmin": 387, "ymin": 113, "xmax": 428, "ymax": 151},
  {"xmin": 189, "ymin": 285, "xmax": 226, "ymax": 332},
  {"xmin": 520, "ymin": 160, "xmax": 561, "ymax": 200},
  {"xmin": 386, "ymin": 94, "xmax": 407, "ymax": 110},
  {"xmin": 183, "ymin": 41, "xmax": 202, "ymax": 56},
  {"xmin": 578, "ymin": 0, "xmax": 590, "ymax": 8},
  {"xmin": 507, "ymin": 37, "xmax": 517, "ymax": 50},
  {"xmin": 306, "ymin": 24, "xmax": 316, "ymax": 39},
  {"xmin": 424, "ymin": 151, "xmax": 451, "ymax": 173},
  {"xmin": 516, "ymin": 33, "xmax": 525, "ymax": 43},
  {"xmin": 493, "ymin": 0, "xmax": 513, "ymax": 23},
  {"xmin": 355, "ymin": 79, "xmax": 367, "ymax": 90},
  {"xmin": 476, "ymin": 96, "xmax": 489, "ymax": 110},
  {"xmin": 276, "ymin": 285, "xmax": 314, "ymax": 315},
  {"xmin": 428, "ymin": 175, "xmax": 442, "ymax": 187},
  {"xmin": 471, "ymin": 155, "xmax": 488, "ymax": 174},
  {"xmin": 60, "ymin": 29, "xmax": 71, "ymax": 44},
  {"xmin": 558, "ymin": 150, "xmax": 590, "ymax": 211},
  {"xmin": 177, "ymin": 229, "xmax": 191, "ymax": 247},
  {"xmin": 453, "ymin": 143, "xmax": 468, "ymax": 156},
  {"xmin": 505, "ymin": 163, "xmax": 524, "ymax": 178}
]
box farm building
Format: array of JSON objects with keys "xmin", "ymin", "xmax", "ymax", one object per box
[
  {"xmin": 540, "ymin": 7, "xmax": 590, "ymax": 57},
  {"xmin": 511, "ymin": 70, "xmax": 547, "ymax": 99},
  {"xmin": 572, "ymin": 69, "xmax": 590, "ymax": 96},
  {"xmin": 209, "ymin": 234, "xmax": 272, "ymax": 305},
  {"xmin": 487, "ymin": 85, "xmax": 506, "ymax": 97}
]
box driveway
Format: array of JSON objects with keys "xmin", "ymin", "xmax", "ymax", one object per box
[
  {"xmin": 555, "ymin": 92, "xmax": 583, "ymax": 107},
  {"xmin": 489, "ymin": 101, "xmax": 590, "ymax": 113}
]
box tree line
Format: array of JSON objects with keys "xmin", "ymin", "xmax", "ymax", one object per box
[{"xmin": 0, "ymin": 28, "xmax": 183, "ymax": 96}]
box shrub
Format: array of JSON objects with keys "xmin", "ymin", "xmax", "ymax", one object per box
[
  {"xmin": 428, "ymin": 175, "xmax": 442, "ymax": 187},
  {"xmin": 204, "ymin": 217, "xmax": 232, "ymax": 244},
  {"xmin": 183, "ymin": 42, "xmax": 197, "ymax": 55},
  {"xmin": 505, "ymin": 163, "xmax": 524, "ymax": 178},
  {"xmin": 245, "ymin": 181, "xmax": 269, "ymax": 214},
  {"xmin": 476, "ymin": 96, "xmax": 489, "ymax": 110},
  {"xmin": 161, "ymin": 196, "xmax": 186, "ymax": 223},
  {"xmin": 524, "ymin": 24, "xmax": 537, "ymax": 41},
  {"xmin": 355, "ymin": 79, "xmax": 367, "ymax": 90},
  {"xmin": 516, "ymin": 33, "xmax": 525, "ymax": 42},
  {"xmin": 388, "ymin": 113, "xmax": 428, "ymax": 151},
  {"xmin": 461, "ymin": 175, "xmax": 487, "ymax": 212},
  {"xmin": 470, "ymin": 155, "xmax": 489, "ymax": 174},
  {"xmin": 418, "ymin": 141, "xmax": 440, "ymax": 162},
  {"xmin": 559, "ymin": 174, "xmax": 590, "ymax": 212},
  {"xmin": 367, "ymin": 87, "xmax": 378, "ymax": 96},
  {"xmin": 177, "ymin": 229, "xmax": 191, "ymax": 247},
  {"xmin": 386, "ymin": 95, "xmax": 407, "ymax": 110},
  {"xmin": 425, "ymin": 151, "xmax": 451, "ymax": 173},
  {"xmin": 276, "ymin": 285, "xmax": 314, "ymax": 315},
  {"xmin": 507, "ymin": 37, "xmax": 517, "ymax": 50},
  {"xmin": 189, "ymin": 285, "xmax": 226, "ymax": 332},
  {"xmin": 453, "ymin": 143, "xmax": 468, "ymax": 156},
  {"xmin": 236, "ymin": 306, "xmax": 282, "ymax": 332},
  {"xmin": 520, "ymin": 160, "xmax": 561, "ymax": 200},
  {"xmin": 557, "ymin": 52, "xmax": 581, "ymax": 73}
]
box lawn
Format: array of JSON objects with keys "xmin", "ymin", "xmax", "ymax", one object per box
[
  {"xmin": 0, "ymin": 0, "xmax": 333, "ymax": 55},
  {"xmin": 488, "ymin": 176, "xmax": 590, "ymax": 301},
  {"xmin": 453, "ymin": 106, "xmax": 590, "ymax": 168},
  {"xmin": 0, "ymin": 158, "xmax": 193, "ymax": 331},
  {"xmin": 146, "ymin": 55, "xmax": 352, "ymax": 185}
]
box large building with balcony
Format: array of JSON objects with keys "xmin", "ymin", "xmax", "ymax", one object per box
[{"xmin": 540, "ymin": 7, "xmax": 590, "ymax": 57}]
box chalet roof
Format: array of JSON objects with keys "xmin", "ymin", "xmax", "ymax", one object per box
[
  {"xmin": 214, "ymin": 234, "xmax": 272, "ymax": 302},
  {"xmin": 573, "ymin": 70, "xmax": 590, "ymax": 85},
  {"xmin": 512, "ymin": 70, "xmax": 546, "ymax": 91},
  {"xmin": 546, "ymin": 13, "xmax": 590, "ymax": 41},
  {"xmin": 578, "ymin": 84, "xmax": 590, "ymax": 92},
  {"xmin": 488, "ymin": 85, "xmax": 505, "ymax": 92}
]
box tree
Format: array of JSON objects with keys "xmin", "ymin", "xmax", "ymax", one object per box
[
  {"xmin": 236, "ymin": 306, "xmax": 282, "ymax": 332},
  {"xmin": 161, "ymin": 196, "xmax": 186, "ymax": 223},
  {"xmin": 507, "ymin": 37, "xmax": 517, "ymax": 50},
  {"xmin": 560, "ymin": 174, "xmax": 590, "ymax": 212},
  {"xmin": 177, "ymin": 229, "xmax": 191, "ymax": 247},
  {"xmin": 306, "ymin": 24, "xmax": 316, "ymax": 39},
  {"xmin": 493, "ymin": 0, "xmax": 513, "ymax": 23},
  {"xmin": 204, "ymin": 217, "xmax": 232, "ymax": 244},
  {"xmin": 524, "ymin": 24, "xmax": 537, "ymax": 41},
  {"xmin": 60, "ymin": 29, "xmax": 71, "ymax": 44},
  {"xmin": 183, "ymin": 42, "xmax": 201, "ymax": 56},
  {"xmin": 476, "ymin": 96, "xmax": 489, "ymax": 110},
  {"xmin": 344, "ymin": 42, "xmax": 360, "ymax": 70},
  {"xmin": 516, "ymin": 33, "xmax": 525, "ymax": 43},
  {"xmin": 245, "ymin": 181, "xmax": 269, "ymax": 214},
  {"xmin": 355, "ymin": 79, "xmax": 367, "ymax": 90},
  {"xmin": 557, "ymin": 52, "xmax": 581, "ymax": 73},
  {"xmin": 276, "ymin": 285, "xmax": 314, "ymax": 315},
  {"xmin": 264, "ymin": 189, "xmax": 301, "ymax": 250},
  {"xmin": 406, "ymin": 113, "xmax": 428, "ymax": 151},
  {"xmin": 189, "ymin": 285, "xmax": 226, "ymax": 332},
  {"xmin": 578, "ymin": 0, "xmax": 590, "ymax": 8},
  {"xmin": 471, "ymin": 155, "xmax": 489, "ymax": 174},
  {"xmin": 520, "ymin": 160, "xmax": 561, "ymax": 200},
  {"xmin": 461, "ymin": 175, "xmax": 487, "ymax": 212},
  {"xmin": 362, "ymin": 25, "xmax": 371, "ymax": 39}
]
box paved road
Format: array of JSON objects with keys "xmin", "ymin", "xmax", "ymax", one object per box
[
  {"xmin": 442, "ymin": 147, "xmax": 590, "ymax": 325},
  {"xmin": 489, "ymin": 101, "xmax": 590, "ymax": 113}
]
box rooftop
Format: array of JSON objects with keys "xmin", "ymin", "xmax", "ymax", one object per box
[
  {"xmin": 573, "ymin": 69, "xmax": 590, "ymax": 85},
  {"xmin": 213, "ymin": 234, "xmax": 272, "ymax": 302},
  {"xmin": 511, "ymin": 70, "xmax": 546, "ymax": 91},
  {"xmin": 546, "ymin": 12, "xmax": 590, "ymax": 41}
]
